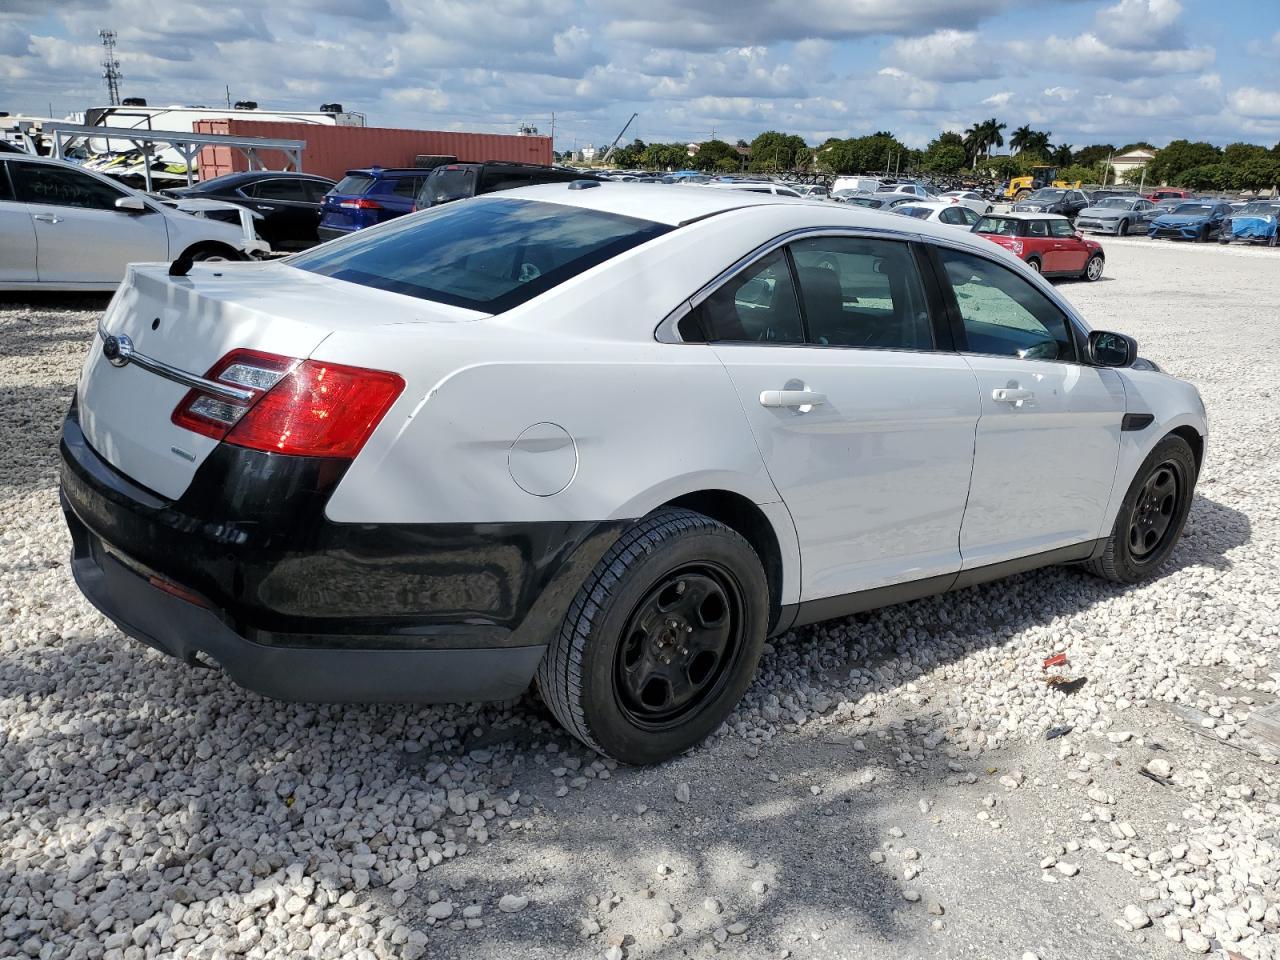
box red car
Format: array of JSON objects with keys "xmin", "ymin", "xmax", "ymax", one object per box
[
  {"xmin": 1144, "ymin": 188, "xmax": 1191, "ymax": 202},
  {"xmin": 972, "ymin": 212, "xmax": 1105, "ymax": 280}
]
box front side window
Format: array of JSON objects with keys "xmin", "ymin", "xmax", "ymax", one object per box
[
  {"xmin": 10, "ymin": 162, "xmax": 125, "ymax": 210},
  {"xmin": 1028, "ymin": 220, "xmax": 1049, "ymax": 237},
  {"xmin": 686, "ymin": 249, "xmax": 803, "ymax": 344},
  {"xmin": 1049, "ymin": 219, "xmax": 1076, "ymax": 238},
  {"xmin": 290, "ymin": 197, "xmax": 671, "ymax": 313},
  {"xmin": 937, "ymin": 247, "xmax": 1077, "ymax": 363},
  {"xmin": 790, "ymin": 236, "xmax": 933, "ymax": 351}
]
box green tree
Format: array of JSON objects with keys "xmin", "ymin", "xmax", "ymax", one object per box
[
  {"xmin": 1235, "ymin": 156, "xmax": 1280, "ymax": 192},
  {"xmin": 691, "ymin": 139, "xmax": 740, "ymax": 172},
  {"xmin": 1147, "ymin": 140, "xmax": 1221, "ymax": 185},
  {"xmin": 641, "ymin": 142, "xmax": 689, "ymax": 171},
  {"xmin": 1222, "ymin": 142, "xmax": 1270, "ymax": 167},
  {"xmin": 922, "ymin": 135, "xmax": 967, "ymax": 175},
  {"xmin": 1178, "ymin": 163, "xmax": 1232, "ymax": 191},
  {"xmin": 748, "ymin": 130, "xmax": 810, "ymax": 172},
  {"xmin": 817, "ymin": 133, "xmax": 909, "ymax": 174},
  {"xmin": 985, "ymin": 155, "xmax": 1020, "ymax": 181},
  {"xmin": 1058, "ymin": 164, "xmax": 1098, "ymax": 185},
  {"xmin": 1049, "ymin": 143, "xmax": 1073, "ymax": 166},
  {"xmin": 1117, "ymin": 141, "xmax": 1156, "ymax": 154},
  {"xmin": 1073, "ymin": 144, "xmax": 1116, "ymax": 168}
]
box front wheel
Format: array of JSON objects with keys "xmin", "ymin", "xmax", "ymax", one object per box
[
  {"xmin": 537, "ymin": 509, "xmax": 768, "ymax": 764},
  {"xmin": 1083, "ymin": 254, "xmax": 1104, "ymax": 281},
  {"xmin": 1118, "ymin": 218, "xmax": 1130, "ymax": 236},
  {"xmin": 1086, "ymin": 435, "xmax": 1197, "ymax": 584}
]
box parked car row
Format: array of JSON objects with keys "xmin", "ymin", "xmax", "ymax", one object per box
[{"xmin": 62, "ymin": 179, "xmax": 1206, "ymax": 764}]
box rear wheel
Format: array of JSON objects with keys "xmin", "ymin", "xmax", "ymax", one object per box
[
  {"xmin": 537, "ymin": 509, "xmax": 768, "ymax": 764},
  {"xmin": 1086, "ymin": 435, "xmax": 1196, "ymax": 583},
  {"xmin": 1026, "ymin": 257, "xmax": 1042, "ymax": 274},
  {"xmin": 1083, "ymin": 254, "xmax": 1104, "ymax": 281},
  {"xmin": 1014, "ymin": 189, "xmax": 1031, "ymax": 201}
]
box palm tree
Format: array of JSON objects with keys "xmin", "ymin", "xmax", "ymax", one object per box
[
  {"xmin": 1010, "ymin": 124, "xmax": 1034, "ymax": 154},
  {"xmin": 1050, "ymin": 143, "xmax": 1073, "ymax": 166},
  {"xmin": 963, "ymin": 122, "xmax": 987, "ymax": 169},
  {"xmin": 981, "ymin": 118, "xmax": 1007, "ymax": 155},
  {"xmin": 1023, "ymin": 130, "xmax": 1052, "ymax": 157}
]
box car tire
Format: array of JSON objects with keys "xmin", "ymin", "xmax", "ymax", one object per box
[
  {"xmin": 1026, "ymin": 257, "xmax": 1042, "ymax": 274},
  {"xmin": 1118, "ymin": 219, "xmax": 1129, "ymax": 236},
  {"xmin": 1083, "ymin": 254, "xmax": 1104, "ymax": 281},
  {"xmin": 186, "ymin": 244, "xmax": 243, "ymax": 262},
  {"xmin": 537, "ymin": 509, "xmax": 769, "ymax": 764},
  {"xmin": 1085, "ymin": 435, "xmax": 1197, "ymax": 584}
]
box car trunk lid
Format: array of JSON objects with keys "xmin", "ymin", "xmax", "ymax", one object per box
[{"xmin": 77, "ymin": 260, "xmax": 479, "ymax": 501}]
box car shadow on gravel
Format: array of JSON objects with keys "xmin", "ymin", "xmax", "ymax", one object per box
[
  {"xmin": 0, "ymin": 384, "xmax": 79, "ymax": 494},
  {"xmin": 0, "ymin": 308, "xmax": 102, "ymax": 360}
]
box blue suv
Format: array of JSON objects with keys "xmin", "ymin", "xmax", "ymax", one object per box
[{"xmin": 317, "ymin": 167, "xmax": 430, "ymax": 240}]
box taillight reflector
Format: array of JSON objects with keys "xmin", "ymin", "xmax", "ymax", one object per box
[
  {"xmin": 171, "ymin": 350, "xmax": 404, "ymax": 460},
  {"xmin": 339, "ymin": 198, "xmax": 382, "ymax": 210}
]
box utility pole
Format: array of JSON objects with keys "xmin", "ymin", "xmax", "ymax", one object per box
[
  {"xmin": 226, "ymin": 85, "xmax": 232, "ymax": 109},
  {"xmin": 550, "ymin": 112, "xmax": 555, "ymax": 150},
  {"xmin": 99, "ymin": 29, "xmax": 122, "ymax": 105}
]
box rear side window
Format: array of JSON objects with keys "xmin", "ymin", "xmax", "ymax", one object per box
[
  {"xmin": 248, "ymin": 179, "xmax": 306, "ymax": 201},
  {"xmin": 897, "ymin": 206, "xmax": 932, "ymax": 220},
  {"xmin": 937, "ymin": 248, "xmax": 1077, "ymax": 363},
  {"xmin": 790, "ymin": 236, "xmax": 932, "ymax": 351},
  {"xmin": 685, "ymin": 249, "xmax": 803, "ymax": 344},
  {"xmin": 289, "ymin": 197, "xmax": 672, "ymax": 313},
  {"xmin": 332, "ymin": 175, "xmax": 374, "ymax": 195},
  {"xmin": 421, "ymin": 167, "xmax": 478, "ymax": 206}
]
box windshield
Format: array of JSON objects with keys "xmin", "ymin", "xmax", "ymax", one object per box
[
  {"xmin": 845, "ymin": 196, "xmax": 881, "ymax": 207},
  {"xmin": 974, "ymin": 216, "xmax": 1018, "ymax": 235},
  {"xmin": 1095, "ymin": 198, "xmax": 1135, "ymax": 209},
  {"xmin": 289, "ymin": 197, "xmax": 671, "ymax": 313},
  {"xmin": 897, "ymin": 206, "xmax": 933, "ymax": 220},
  {"xmin": 1029, "ymin": 189, "xmax": 1066, "ymax": 201},
  {"xmin": 1172, "ymin": 204, "xmax": 1213, "ymax": 216}
]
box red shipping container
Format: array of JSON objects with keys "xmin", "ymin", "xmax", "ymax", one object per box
[{"xmin": 194, "ymin": 119, "xmax": 553, "ymax": 181}]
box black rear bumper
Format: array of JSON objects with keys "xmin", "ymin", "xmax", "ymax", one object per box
[{"xmin": 59, "ymin": 406, "xmax": 624, "ymax": 702}]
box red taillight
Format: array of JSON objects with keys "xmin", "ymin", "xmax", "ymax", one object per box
[
  {"xmin": 171, "ymin": 350, "xmax": 404, "ymax": 459},
  {"xmin": 339, "ymin": 198, "xmax": 382, "ymax": 210}
]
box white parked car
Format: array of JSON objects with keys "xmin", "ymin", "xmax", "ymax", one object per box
[
  {"xmin": 893, "ymin": 199, "xmax": 982, "ymax": 229},
  {"xmin": 939, "ymin": 190, "xmax": 993, "ymax": 215},
  {"xmin": 62, "ymin": 182, "xmax": 1207, "ymax": 764},
  {"xmin": 831, "ymin": 176, "xmax": 883, "ymax": 195},
  {"xmin": 879, "ymin": 182, "xmax": 935, "ymax": 199},
  {"xmin": 703, "ymin": 180, "xmax": 804, "ymax": 198},
  {"xmin": 0, "ymin": 154, "xmax": 265, "ymax": 291}
]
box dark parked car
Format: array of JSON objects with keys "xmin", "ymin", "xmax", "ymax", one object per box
[
  {"xmin": 1148, "ymin": 201, "xmax": 1233, "ymax": 241},
  {"xmin": 161, "ymin": 172, "xmax": 335, "ymax": 251},
  {"xmin": 318, "ymin": 167, "xmax": 432, "ymax": 240},
  {"xmin": 414, "ymin": 162, "xmax": 596, "ymax": 209},
  {"xmin": 1012, "ymin": 187, "xmax": 1093, "ymax": 220}
]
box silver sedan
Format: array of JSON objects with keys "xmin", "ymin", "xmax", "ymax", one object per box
[{"xmin": 1075, "ymin": 196, "xmax": 1159, "ymax": 236}]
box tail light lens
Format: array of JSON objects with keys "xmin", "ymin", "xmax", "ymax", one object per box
[
  {"xmin": 172, "ymin": 350, "xmax": 404, "ymax": 459},
  {"xmin": 339, "ymin": 198, "xmax": 382, "ymax": 210},
  {"xmin": 1010, "ymin": 240, "xmax": 1024, "ymax": 255}
]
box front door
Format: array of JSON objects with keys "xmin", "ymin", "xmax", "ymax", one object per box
[
  {"xmin": 691, "ymin": 234, "xmax": 982, "ymax": 602},
  {"xmin": 1048, "ymin": 217, "xmax": 1089, "ymax": 273},
  {"xmin": 933, "ymin": 245, "xmax": 1124, "ymax": 567},
  {"xmin": 0, "ymin": 162, "xmax": 37, "ymax": 283},
  {"xmin": 9, "ymin": 160, "xmax": 168, "ymax": 284}
]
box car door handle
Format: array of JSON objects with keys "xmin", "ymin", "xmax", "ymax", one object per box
[
  {"xmin": 992, "ymin": 387, "xmax": 1034, "ymax": 403},
  {"xmin": 759, "ymin": 389, "xmax": 826, "ymax": 409},
  {"xmin": 254, "ymin": 205, "xmax": 274, "ymax": 211},
  {"xmin": 32, "ymin": 213, "xmax": 62, "ymax": 224}
]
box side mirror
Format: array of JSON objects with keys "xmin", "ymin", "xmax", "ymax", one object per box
[
  {"xmin": 1088, "ymin": 330, "xmax": 1136, "ymax": 367},
  {"xmin": 114, "ymin": 196, "xmax": 148, "ymax": 213}
]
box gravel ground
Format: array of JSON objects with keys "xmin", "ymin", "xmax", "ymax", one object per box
[{"xmin": 2, "ymin": 239, "xmax": 1278, "ymax": 960}]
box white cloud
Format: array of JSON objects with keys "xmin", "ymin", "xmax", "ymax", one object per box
[
  {"xmin": 1229, "ymin": 87, "xmax": 1280, "ymax": 120},
  {"xmin": 1035, "ymin": 32, "xmax": 1213, "ymax": 79},
  {"xmin": 982, "ymin": 92, "xmax": 1014, "ymax": 108},
  {"xmin": 1094, "ymin": 0, "xmax": 1185, "ymax": 50},
  {"xmin": 885, "ymin": 29, "xmax": 1000, "ymax": 82}
]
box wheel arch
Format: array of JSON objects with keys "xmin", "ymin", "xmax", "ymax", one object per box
[
  {"xmin": 176, "ymin": 239, "xmax": 244, "ymax": 261},
  {"xmin": 659, "ymin": 489, "xmax": 792, "ymax": 634},
  {"xmin": 1169, "ymin": 424, "xmax": 1204, "ymax": 472}
]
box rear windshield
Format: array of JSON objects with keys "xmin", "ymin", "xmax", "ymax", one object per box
[
  {"xmin": 975, "ymin": 216, "xmax": 1018, "ymax": 235},
  {"xmin": 332, "ymin": 175, "xmax": 374, "ymax": 195},
  {"xmin": 1172, "ymin": 204, "xmax": 1213, "ymax": 215},
  {"xmin": 897, "ymin": 206, "xmax": 933, "ymax": 219},
  {"xmin": 288, "ymin": 197, "xmax": 672, "ymax": 313}
]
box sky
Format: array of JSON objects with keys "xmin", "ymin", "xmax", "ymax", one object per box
[{"xmin": 1, "ymin": 0, "xmax": 1278, "ymax": 154}]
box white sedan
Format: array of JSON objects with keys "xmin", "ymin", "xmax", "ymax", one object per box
[
  {"xmin": 63, "ymin": 182, "xmax": 1207, "ymax": 763},
  {"xmin": 940, "ymin": 190, "xmax": 993, "ymax": 215},
  {"xmin": 893, "ymin": 199, "xmax": 982, "ymax": 229},
  {"xmin": 0, "ymin": 154, "xmax": 264, "ymax": 291}
]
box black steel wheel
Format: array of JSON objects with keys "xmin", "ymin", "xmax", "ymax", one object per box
[
  {"xmin": 1087, "ymin": 434, "xmax": 1197, "ymax": 583},
  {"xmin": 613, "ymin": 564, "xmax": 746, "ymax": 730},
  {"xmin": 537, "ymin": 509, "xmax": 768, "ymax": 764}
]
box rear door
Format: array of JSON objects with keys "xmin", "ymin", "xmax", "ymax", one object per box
[
  {"xmin": 932, "ymin": 244, "xmax": 1124, "ymax": 567},
  {"xmin": 10, "ymin": 160, "xmax": 168, "ymax": 284},
  {"xmin": 241, "ymin": 177, "xmax": 315, "ymax": 249},
  {"xmin": 0, "ymin": 161, "xmax": 37, "ymax": 283},
  {"xmin": 697, "ymin": 232, "xmax": 981, "ymax": 602}
]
